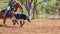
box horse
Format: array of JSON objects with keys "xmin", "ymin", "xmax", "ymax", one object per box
[
  {"xmin": 12, "ymin": 12, "xmax": 31, "ymax": 27},
  {"xmin": 0, "ymin": 2, "xmax": 22, "ymax": 26}
]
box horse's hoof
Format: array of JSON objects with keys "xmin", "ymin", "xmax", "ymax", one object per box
[
  {"xmin": 4, "ymin": 24, "xmax": 7, "ymax": 26},
  {"xmin": 20, "ymin": 25, "xmax": 23, "ymax": 27},
  {"xmin": 17, "ymin": 23, "xmax": 19, "ymax": 25},
  {"xmin": 13, "ymin": 23, "xmax": 16, "ymax": 25}
]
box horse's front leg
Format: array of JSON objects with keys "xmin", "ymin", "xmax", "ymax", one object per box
[
  {"xmin": 23, "ymin": 20, "xmax": 25, "ymax": 25},
  {"xmin": 12, "ymin": 20, "xmax": 19, "ymax": 25},
  {"xmin": 15, "ymin": 20, "xmax": 19, "ymax": 25},
  {"xmin": 20, "ymin": 19, "xmax": 25, "ymax": 27},
  {"xmin": 20, "ymin": 20, "xmax": 22, "ymax": 27},
  {"xmin": 3, "ymin": 18, "xmax": 6, "ymax": 26}
]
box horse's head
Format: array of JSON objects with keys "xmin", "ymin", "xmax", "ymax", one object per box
[{"xmin": 12, "ymin": 3, "xmax": 22, "ymax": 12}]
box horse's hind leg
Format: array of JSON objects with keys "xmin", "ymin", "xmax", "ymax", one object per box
[{"xmin": 12, "ymin": 20, "xmax": 16, "ymax": 25}]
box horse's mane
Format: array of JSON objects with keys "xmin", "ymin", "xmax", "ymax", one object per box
[{"xmin": 0, "ymin": 9, "xmax": 5, "ymax": 12}]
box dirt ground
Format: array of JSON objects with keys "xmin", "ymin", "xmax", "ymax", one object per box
[{"xmin": 0, "ymin": 19, "xmax": 60, "ymax": 34}]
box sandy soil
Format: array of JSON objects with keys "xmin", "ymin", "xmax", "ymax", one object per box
[{"xmin": 0, "ymin": 19, "xmax": 60, "ymax": 34}]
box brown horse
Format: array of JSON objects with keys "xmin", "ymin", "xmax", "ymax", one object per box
[{"xmin": 0, "ymin": 2, "xmax": 22, "ymax": 26}]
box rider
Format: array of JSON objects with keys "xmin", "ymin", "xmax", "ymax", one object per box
[{"xmin": 4, "ymin": 0, "xmax": 16, "ymax": 16}]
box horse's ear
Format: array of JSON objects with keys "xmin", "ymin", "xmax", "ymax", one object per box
[{"xmin": 18, "ymin": 3, "xmax": 22, "ymax": 9}]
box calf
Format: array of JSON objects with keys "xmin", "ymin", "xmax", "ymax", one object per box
[{"xmin": 12, "ymin": 13, "xmax": 31, "ymax": 27}]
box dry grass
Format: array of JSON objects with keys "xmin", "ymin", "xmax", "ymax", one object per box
[{"xmin": 0, "ymin": 19, "xmax": 60, "ymax": 34}]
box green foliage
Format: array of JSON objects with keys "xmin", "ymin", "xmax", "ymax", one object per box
[
  {"xmin": 0, "ymin": 0, "xmax": 58, "ymax": 16},
  {"xmin": 0, "ymin": 1, "xmax": 8, "ymax": 9}
]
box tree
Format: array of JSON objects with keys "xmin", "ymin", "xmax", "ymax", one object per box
[{"xmin": 19, "ymin": 0, "xmax": 33, "ymax": 21}]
